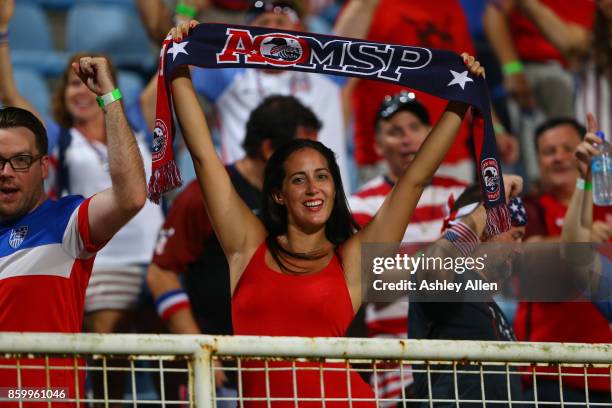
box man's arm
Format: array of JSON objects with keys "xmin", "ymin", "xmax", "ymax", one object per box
[
  {"xmin": 561, "ymin": 114, "xmax": 608, "ymax": 291},
  {"xmin": 563, "ymin": 113, "xmax": 611, "ymax": 244},
  {"xmin": 73, "ymin": 57, "xmax": 147, "ymax": 247},
  {"xmin": 136, "ymin": 0, "xmax": 208, "ymax": 44},
  {"xmin": 146, "ymin": 179, "xmax": 217, "ymax": 334},
  {"xmin": 146, "ymin": 263, "xmax": 201, "ymax": 334},
  {"xmin": 516, "ymin": 0, "xmax": 590, "ymax": 60},
  {"xmin": 333, "ymin": 0, "xmax": 380, "ymax": 39},
  {"xmin": 136, "ymin": 0, "xmax": 174, "ymax": 44},
  {"xmin": 145, "ymin": 263, "xmax": 228, "ymax": 387},
  {"xmin": 482, "ymin": 0, "xmax": 536, "ymax": 111},
  {"xmin": 146, "ymin": 185, "xmax": 229, "ymax": 387},
  {"xmin": 418, "ymin": 175, "xmax": 523, "ymax": 282}
]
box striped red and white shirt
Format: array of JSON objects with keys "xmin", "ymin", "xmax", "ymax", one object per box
[
  {"xmin": 575, "ymin": 62, "xmax": 611, "ymax": 145},
  {"xmin": 349, "ymin": 174, "xmax": 467, "ymax": 403}
]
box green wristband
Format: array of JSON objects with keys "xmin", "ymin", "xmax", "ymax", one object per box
[
  {"xmin": 503, "ymin": 60, "xmax": 524, "ymax": 75},
  {"xmin": 493, "ymin": 123, "xmax": 506, "ymax": 135},
  {"xmin": 176, "ymin": 3, "xmax": 197, "ymax": 18},
  {"xmin": 96, "ymin": 88, "xmax": 123, "ymax": 108},
  {"xmin": 585, "ymin": 181, "xmax": 592, "ymax": 191}
]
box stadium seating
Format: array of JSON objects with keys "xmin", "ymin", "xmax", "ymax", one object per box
[
  {"xmin": 13, "ymin": 68, "xmax": 51, "ymax": 117},
  {"xmin": 8, "ymin": 3, "xmax": 67, "ymax": 76},
  {"xmin": 18, "ymin": 0, "xmax": 76, "ymax": 10},
  {"xmin": 66, "ymin": 3, "xmax": 154, "ymax": 73}
]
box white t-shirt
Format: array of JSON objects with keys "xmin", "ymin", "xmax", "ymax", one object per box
[{"xmin": 192, "ymin": 67, "xmax": 351, "ymax": 193}]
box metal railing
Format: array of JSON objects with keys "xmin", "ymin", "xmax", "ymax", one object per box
[{"xmin": 0, "ymin": 333, "xmax": 611, "ymax": 406}]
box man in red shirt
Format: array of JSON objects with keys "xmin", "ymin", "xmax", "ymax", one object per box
[
  {"xmin": 523, "ymin": 118, "xmax": 612, "ymax": 240},
  {"xmin": 350, "ymin": 0, "xmax": 494, "ymax": 184},
  {"xmin": 516, "ymin": 117, "xmax": 612, "ymax": 403}
]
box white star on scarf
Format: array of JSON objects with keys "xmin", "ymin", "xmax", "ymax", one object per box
[
  {"xmin": 167, "ymin": 41, "xmax": 189, "ymax": 61},
  {"xmin": 447, "ymin": 70, "xmax": 473, "ymax": 90}
]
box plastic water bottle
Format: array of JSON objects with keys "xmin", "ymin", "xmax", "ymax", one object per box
[{"xmin": 592, "ymin": 131, "xmax": 612, "ymax": 206}]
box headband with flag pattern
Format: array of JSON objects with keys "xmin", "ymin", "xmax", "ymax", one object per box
[{"xmin": 150, "ymin": 22, "xmax": 511, "ymax": 236}]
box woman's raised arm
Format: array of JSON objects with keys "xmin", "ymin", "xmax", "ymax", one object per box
[
  {"xmin": 340, "ymin": 54, "xmax": 485, "ymax": 311},
  {"xmin": 351, "ymin": 54, "xmax": 485, "ymax": 246},
  {"xmin": 169, "ymin": 22, "xmax": 266, "ymax": 279}
]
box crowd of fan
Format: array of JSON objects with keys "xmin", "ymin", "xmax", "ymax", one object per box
[{"xmin": 0, "ymin": 0, "xmax": 611, "ymax": 406}]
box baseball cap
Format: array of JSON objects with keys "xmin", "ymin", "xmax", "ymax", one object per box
[{"xmin": 376, "ymin": 91, "xmax": 431, "ymax": 126}]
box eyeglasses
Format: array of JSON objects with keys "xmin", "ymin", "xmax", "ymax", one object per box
[
  {"xmin": 378, "ymin": 91, "xmax": 417, "ymax": 119},
  {"xmin": 0, "ymin": 154, "xmax": 43, "ymax": 172}
]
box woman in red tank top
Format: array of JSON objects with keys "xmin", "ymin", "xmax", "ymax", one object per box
[{"xmin": 168, "ymin": 20, "xmax": 485, "ymax": 407}]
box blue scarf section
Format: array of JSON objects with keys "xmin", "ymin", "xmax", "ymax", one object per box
[{"xmin": 150, "ymin": 22, "xmax": 511, "ymax": 235}]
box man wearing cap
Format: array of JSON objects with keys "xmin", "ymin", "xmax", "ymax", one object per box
[
  {"xmin": 348, "ymin": 91, "xmax": 467, "ymax": 404},
  {"xmin": 190, "ymin": 0, "xmax": 380, "ymax": 193},
  {"xmin": 348, "ymin": 0, "xmax": 478, "ymax": 185}
]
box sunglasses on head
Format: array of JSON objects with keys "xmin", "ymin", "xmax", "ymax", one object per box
[
  {"xmin": 378, "ymin": 91, "xmax": 418, "ymax": 120},
  {"xmin": 247, "ymin": 1, "xmax": 300, "ymax": 24}
]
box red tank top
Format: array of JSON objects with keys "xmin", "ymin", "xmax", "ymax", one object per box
[{"xmin": 232, "ymin": 241, "xmax": 375, "ymax": 407}]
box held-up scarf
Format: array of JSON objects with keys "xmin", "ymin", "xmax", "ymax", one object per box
[{"xmin": 151, "ymin": 23, "xmax": 511, "ymax": 235}]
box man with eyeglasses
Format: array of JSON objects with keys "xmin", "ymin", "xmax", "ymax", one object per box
[
  {"xmin": 0, "ymin": 57, "xmax": 147, "ymax": 404},
  {"xmin": 348, "ymin": 91, "xmax": 468, "ymax": 404}
]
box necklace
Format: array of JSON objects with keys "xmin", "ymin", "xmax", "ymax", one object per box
[{"xmin": 273, "ymin": 235, "xmax": 335, "ymax": 275}]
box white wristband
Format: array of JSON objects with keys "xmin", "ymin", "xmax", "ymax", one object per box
[{"xmin": 576, "ymin": 178, "xmax": 585, "ymax": 190}]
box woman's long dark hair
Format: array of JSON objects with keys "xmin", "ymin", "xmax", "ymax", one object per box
[
  {"xmin": 261, "ymin": 139, "xmax": 359, "ymax": 272},
  {"xmin": 592, "ymin": 8, "xmax": 611, "ymax": 76}
]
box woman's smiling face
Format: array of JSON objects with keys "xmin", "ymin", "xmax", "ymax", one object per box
[
  {"xmin": 64, "ymin": 70, "xmax": 100, "ymax": 123},
  {"xmin": 276, "ymin": 147, "xmax": 336, "ymax": 233}
]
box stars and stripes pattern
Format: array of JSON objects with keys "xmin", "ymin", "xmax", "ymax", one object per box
[{"xmin": 508, "ymin": 197, "xmax": 527, "ymax": 227}]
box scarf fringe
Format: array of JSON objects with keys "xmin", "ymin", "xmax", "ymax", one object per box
[
  {"xmin": 147, "ymin": 160, "xmax": 183, "ymax": 204},
  {"xmin": 485, "ymin": 204, "xmax": 511, "ymax": 237}
]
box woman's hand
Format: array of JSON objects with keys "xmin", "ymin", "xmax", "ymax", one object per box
[
  {"xmin": 444, "ymin": 53, "xmax": 486, "ymax": 116},
  {"xmin": 168, "ymin": 19, "xmax": 198, "ymax": 43},
  {"xmin": 575, "ymin": 113, "xmax": 603, "ymax": 180},
  {"xmin": 167, "ymin": 20, "xmax": 198, "ymax": 80},
  {"xmin": 460, "ymin": 52, "xmax": 486, "ymax": 79}
]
